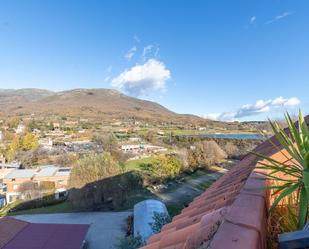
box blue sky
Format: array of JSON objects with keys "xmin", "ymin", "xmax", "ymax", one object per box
[{"xmin": 0, "ymin": 0, "xmax": 308, "ymax": 121}]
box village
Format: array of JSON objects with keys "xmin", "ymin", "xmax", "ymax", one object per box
[{"xmin": 0, "ymin": 118, "xmax": 173, "ymax": 208}]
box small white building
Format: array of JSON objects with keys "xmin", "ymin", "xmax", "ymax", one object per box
[
  {"xmin": 15, "ymin": 124, "xmax": 26, "ymax": 134},
  {"xmin": 39, "ymin": 137, "xmax": 53, "ymax": 150}
]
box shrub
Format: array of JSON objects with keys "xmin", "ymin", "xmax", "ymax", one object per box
[
  {"xmin": 147, "ymin": 154, "xmax": 183, "ymax": 182},
  {"xmin": 69, "ymin": 171, "xmax": 143, "ymax": 210},
  {"xmin": 115, "ymin": 234, "xmax": 145, "ymax": 249},
  {"xmin": 149, "ymin": 211, "xmax": 171, "ymax": 234},
  {"xmin": 69, "ymin": 152, "xmax": 120, "ymax": 189},
  {"xmin": 188, "ymin": 140, "xmax": 227, "ymax": 169},
  {"xmin": 10, "ymin": 194, "xmax": 66, "ymax": 212}
]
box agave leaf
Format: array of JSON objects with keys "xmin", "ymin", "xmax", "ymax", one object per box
[
  {"xmin": 270, "ymin": 183, "xmax": 299, "ymax": 212},
  {"xmin": 255, "ymin": 155, "xmax": 303, "ymax": 175},
  {"xmin": 256, "ymin": 169, "xmax": 300, "ymax": 181},
  {"xmin": 270, "ymin": 120, "xmax": 304, "ymax": 165},
  {"xmin": 272, "ymin": 182, "xmax": 294, "ymax": 196},
  {"xmin": 305, "ymin": 152, "xmax": 309, "ymax": 169},
  {"xmin": 298, "ymin": 187, "xmax": 308, "ymax": 229},
  {"xmin": 257, "ymin": 163, "xmax": 302, "ymax": 178},
  {"xmin": 252, "ymin": 150, "xmax": 301, "ymax": 171},
  {"xmin": 299, "ymin": 110, "xmax": 309, "ymax": 151},
  {"xmin": 286, "ymin": 112, "xmax": 304, "ymax": 153}
]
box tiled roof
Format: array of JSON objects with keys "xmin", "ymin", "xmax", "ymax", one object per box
[
  {"xmin": 0, "ymin": 217, "xmax": 89, "ymax": 249},
  {"xmin": 141, "ymin": 116, "xmax": 309, "ymax": 249}
]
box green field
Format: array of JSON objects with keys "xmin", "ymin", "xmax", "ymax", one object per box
[{"xmin": 125, "ymin": 157, "xmax": 155, "ymax": 171}]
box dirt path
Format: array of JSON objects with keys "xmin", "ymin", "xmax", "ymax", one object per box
[{"xmin": 154, "ymin": 168, "xmax": 227, "ymax": 207}]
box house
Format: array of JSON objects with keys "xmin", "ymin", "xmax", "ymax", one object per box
[
  {"xmin": 15, "ymin": 124, "xmax": 26, "ymax": 134},
  {"xmin": 0, "ymin": 217, "xmax": 89, "ymax": 249},
  {"xmin": 141, "ymin": 116, "xmax": 309, "ymax": 249},
  {"xmin": 120, "ymin": 144, "xmax": 167, "ymax": 154},
  {"xmin": 38, "ymin": 137, "xmax": 53, "ymax": 150},
  {"xmin": 0, "ymin": 162, "xmax": 20, "ymax": 180},
  {"xmin": 0, "ymin": 194, "xmax": 6, "ymax": 208},
  {"xmin": 52, "ymin": 122, "xmax": 60, "ymax": 129},
  {"xmin": 128, "ymin": 137, "xmax": 141, "ymax": 142},
  {"xmin": 0, "ymin": 155, "xmax": 5, "ymax": 164},
  {"xmin": 32, "ymin": 128, "xmax": 41, "ymax": 135},
  {"xmin": 3, "ymin": 166, "xmax": 71, "ymax": 204}
]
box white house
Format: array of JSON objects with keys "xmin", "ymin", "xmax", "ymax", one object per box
[{"xmin": 15, "ymin": 124, "xmax": 26, "ymax": 134}]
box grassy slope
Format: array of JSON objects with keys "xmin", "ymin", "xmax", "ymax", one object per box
[
  {"xmin": 6, "ymin": 201, "xmax": 74, "ymax": 216},
  {"xmin": 125, "ymin": 157, "xmax": 155, "ymax": 171}
]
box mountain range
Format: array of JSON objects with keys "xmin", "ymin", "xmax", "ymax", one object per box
[{"xmin": 0, "ymin": 88, "xmax": 208, "ymax": 124}]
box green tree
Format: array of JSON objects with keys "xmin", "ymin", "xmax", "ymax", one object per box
[
  {"xmin": 5, "ymin": 133, "xmax": 38, "ymax": 162},
  {"xmin": 187, "ymin": 141, "xmax": 227, "ymax": 170},
  {"xmin": 6, "ymin": 136, "xmax": 20, "ymax": 161},
  {"xmin": 69, "ymin": 152, "xmax": 120, "ymax": 188},
  {"xmin": 21, "ymin": 132, "xmax": 39, "ymax": 151},
  {"xmin": 149, "ymin": 154, "xmax": 183, "ymax": 180}
]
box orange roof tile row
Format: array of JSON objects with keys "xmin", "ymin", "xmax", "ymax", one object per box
[{"xmin": 141, "ymin": 116, "xmax": 309, "ymax": 249}]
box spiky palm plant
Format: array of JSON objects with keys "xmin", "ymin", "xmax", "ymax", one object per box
[{"xmin": 254, "ymin": 111, "xmax": 309, "ymax": 229}]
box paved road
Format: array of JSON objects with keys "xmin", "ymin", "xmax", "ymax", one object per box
[
  {"xmin": 15, "ymin": 212, "xmax": 131, "ymax": 249},
  {"xmin": 155, "ymin": 169, "xmax": 226, "ymax": 205}
]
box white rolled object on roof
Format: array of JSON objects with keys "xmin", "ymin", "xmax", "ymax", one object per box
[{"xmin": 133, "ymin": 199, "xmax": 169, "ymax": 241}]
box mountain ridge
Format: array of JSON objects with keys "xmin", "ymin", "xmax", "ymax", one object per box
[{"xmin": 0, "ymin": 88, "xmax": 207, "ymax": 124}]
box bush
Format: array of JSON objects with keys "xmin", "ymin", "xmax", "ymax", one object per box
[
  {"xmin": 69, "ymin": 152, "xmax": 120, "ymax": 189},
  {"xmin": 143, "ymin": 154, "xmax": 183, "ymax": 183},
  {"xmin": 149, "ymin": 211, "xmax": 171, "ymax": 234},
  {"xmin": 69, "ymin": 171, "xmax": 143, "ymax": 210},
  {"xmin": 187, "ymin": 141, "xmax": 227, "ymax": 169},
  {"xmin": 10, "ymin": 195, "xmax": 66, "ymax": 212},
  {"xmin": 115, "ymin": 234, "xmax": 145, "ymax": 249}
]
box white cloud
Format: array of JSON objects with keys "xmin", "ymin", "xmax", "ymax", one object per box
[
  {"xmin": 111, "ymin": 59, "xmax": 171, "ymax": 96},
  {"xmin": 104, "ymin": 76, "xmax": 111, "ymax": 83},
  {"xmin": 204, "ymin": 112, "xmax": 238, "ymax": 122},
  {"xmin": 133, "ymin": 35, "xmax": 140, "ymax": 43},
  {"xmin": 142, "ymin": 44, "xmax": 159, "ymax": 60},
  {"xmin": 125, "ymin": 46, "xmax": 137, "ymax": 61},
  {"xmin": 265, "ymin": 12, "xmax": 293, "ymax": 24},
  {"xmin": 142, "ymin": 45, "xmax": 153, "ymax": 59},
  {"xmin": 250, "ymin": 16, "xmax": 256, "ymax": 24},
  {"xmin": 271, "ymin": 96, "xmax": 300, "ymax": 107},
  {"xmin": 205, "ymin": 97, "xmax": 301, "ymax": 121}
]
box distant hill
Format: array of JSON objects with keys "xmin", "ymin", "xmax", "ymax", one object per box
[
  {"xmin": 0, "ymin": 89, "xmax": 53, "ymax": 112},
  {"xmin": 0, "ymin": 88, "xmax": 208, "ymax": 124}
]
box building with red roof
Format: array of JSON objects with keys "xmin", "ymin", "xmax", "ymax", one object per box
[{"xmin": 0, "ymin": 217, "xmax": 89, "ymax": 249}]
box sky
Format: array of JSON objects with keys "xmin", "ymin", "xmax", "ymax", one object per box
[{"xmin": 0, "ymin": 0, "xmax": 308, "ymax": 121}]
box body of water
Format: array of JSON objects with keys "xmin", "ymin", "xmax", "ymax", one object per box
[{"xmin": 182, "ymin": 133, "xmax": 264, "ymax": 140}]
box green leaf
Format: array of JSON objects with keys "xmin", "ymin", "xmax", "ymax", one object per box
[
  {"xmin": 298, "ymin": 187, "xmax": 308, "ymax": 229},
  {"xmin": 270, "ymin": 183, "xmax": 299, "ymax": 212}
]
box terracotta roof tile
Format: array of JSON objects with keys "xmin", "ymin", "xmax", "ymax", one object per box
[{"xmin": 208, "ymin": 222, "xmax": 260, "ymax": 249}]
